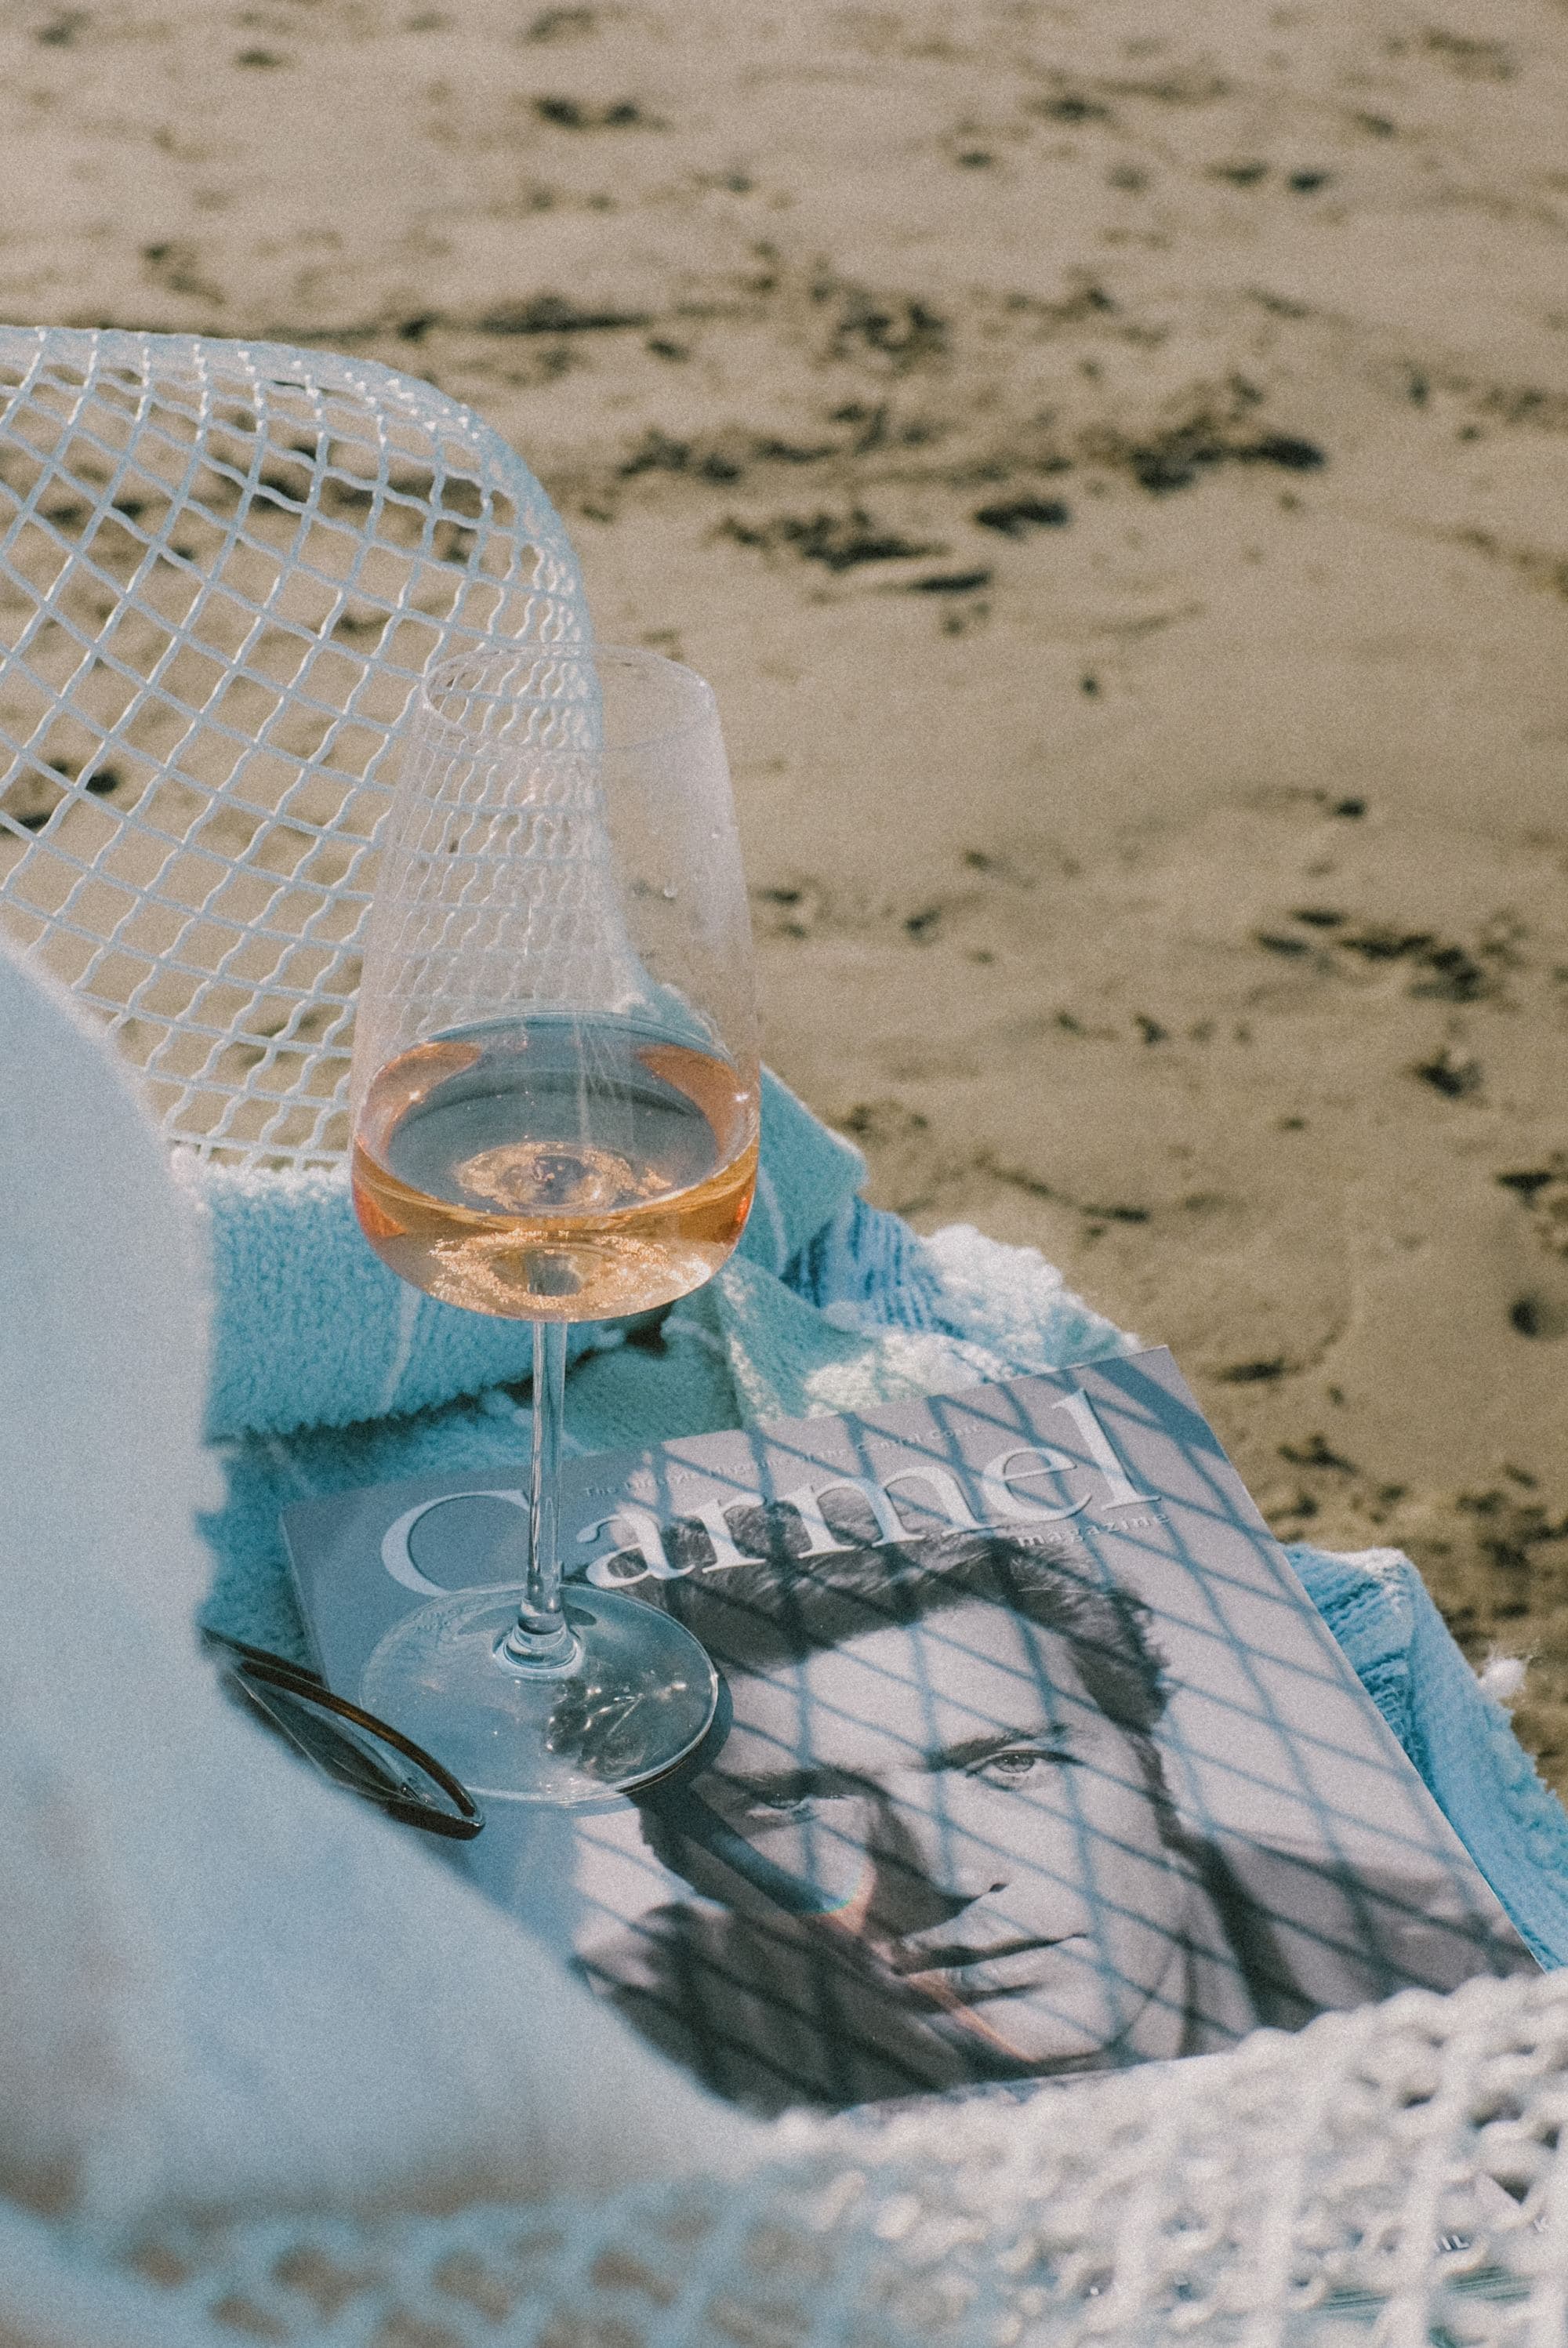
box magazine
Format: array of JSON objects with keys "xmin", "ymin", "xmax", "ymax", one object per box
[{"xmin": 282, "ymin": 1346, "xmax": 1534, "ymax": 2114}]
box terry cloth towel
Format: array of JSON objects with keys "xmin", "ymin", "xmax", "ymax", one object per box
[
  {"xmin": 180, "ymin": 1068, "xmax": 855, "ymax": 1440},
  {"xmin": 201, "ymin": 1074, "xmax": 1568, "ymax": 1970}
]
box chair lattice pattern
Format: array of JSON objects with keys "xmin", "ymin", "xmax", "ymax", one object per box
[
  {"xmin": 13, "ymin": 1965, "xmax": 1568, "ymax": 2347},
  {"xmin": 0, "ymin": 328, "xmax": 588, "ymax": 1165}
]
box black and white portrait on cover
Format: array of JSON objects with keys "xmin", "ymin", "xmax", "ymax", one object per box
[{"xmin": 578, "ymin": 1523, "xmax": 1528, "ymax": 2114}]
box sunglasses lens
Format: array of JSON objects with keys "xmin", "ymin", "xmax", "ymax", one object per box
[{"xmin": 225, "ymin": 1669, "xmax": 479, "ymax": 1832}]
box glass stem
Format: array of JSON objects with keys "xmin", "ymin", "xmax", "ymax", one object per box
[{"xmin": 498, "ymin": 1319, "xmax": 579, "ymax": 1673}]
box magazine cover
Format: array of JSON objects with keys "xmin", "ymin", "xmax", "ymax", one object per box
[{"xmin": 284, "ymin": 1348, "xmax": 1534, "ymax": 2114}]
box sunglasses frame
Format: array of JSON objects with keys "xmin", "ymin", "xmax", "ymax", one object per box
[{"xmin": 204, "ymin": 1629, "xmax": 485, "ymax": 1840}]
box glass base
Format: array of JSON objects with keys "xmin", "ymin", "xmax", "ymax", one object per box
[{"xmin": 360, "ymin": 1588, "xmax": 718, "ymax": 1805}]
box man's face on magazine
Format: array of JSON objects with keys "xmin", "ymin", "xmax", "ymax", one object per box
[{"xmin": 648, "ymin": 1596, "xmax": 1192, "ymax": 2069}]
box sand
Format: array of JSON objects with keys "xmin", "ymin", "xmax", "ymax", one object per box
[{"xmin": 4, "ymin": 0, "xmax": 1566, "ymax": 1770}]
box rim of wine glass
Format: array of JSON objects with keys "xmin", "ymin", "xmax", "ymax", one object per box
[{"xmin": 417, "ymin": 641, "xmax": 720, "ymax": 759}]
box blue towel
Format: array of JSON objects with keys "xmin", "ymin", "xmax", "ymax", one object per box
[
  {"xmin": 200, "ymin": 1080, "xmax": 1568, "ymax": 1966},
  {"xmin": 181, "ymin": 1067, "xmax": 864, "ymax": 1439}
]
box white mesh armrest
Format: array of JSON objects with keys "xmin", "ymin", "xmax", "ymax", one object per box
[{"xmin": 0, "ymin": 327, "xmax": 589, "ymax": 1166}]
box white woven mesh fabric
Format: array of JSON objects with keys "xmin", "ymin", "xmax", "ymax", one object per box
[
  {"xmin": 5, "ymin": 1963, "xmax": 1564, "ymax": 2347},
  {"xmin": 0, "ymin": 328, "xmax": 588, "ymax": 1164}
]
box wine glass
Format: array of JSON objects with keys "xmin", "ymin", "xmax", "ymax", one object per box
[{"xmin": 348, "ymin": 643, "xmax": 760, "ymax": 1803}]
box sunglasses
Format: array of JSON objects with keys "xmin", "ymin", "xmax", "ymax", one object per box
[{"xmin": 203, "ymin": 1628, "xmax": 484, "ymax": 1840}]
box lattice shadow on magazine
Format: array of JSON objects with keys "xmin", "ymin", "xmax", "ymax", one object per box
[{"xmin": 431, "ymin": 1361, "xmax": 1540, "ymax": 2118}]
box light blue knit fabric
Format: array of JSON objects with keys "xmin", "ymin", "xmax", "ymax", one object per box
[
  {"xmin": 182, "ymin": 1066, "xmax": 862, "ymax": 1439},
  {"xmin": 201, "ymin": 1083, "xmax": 1568, "ymax": 1968}
]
